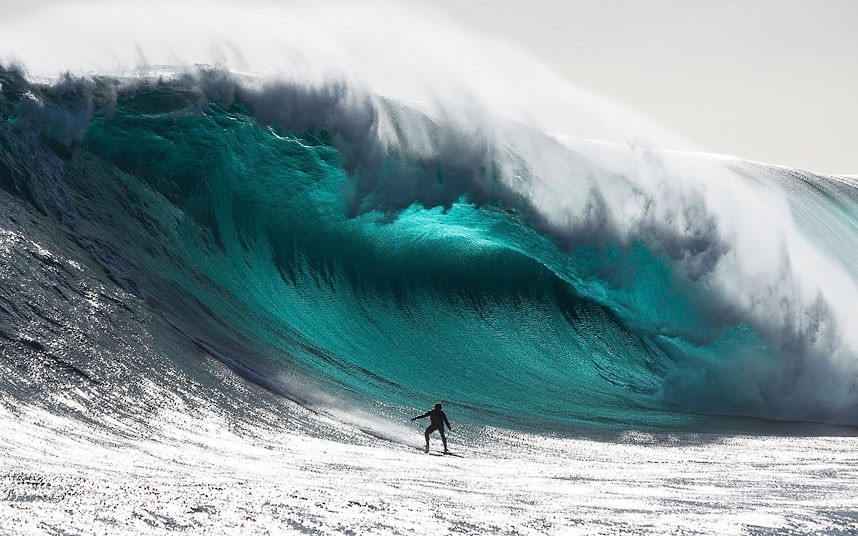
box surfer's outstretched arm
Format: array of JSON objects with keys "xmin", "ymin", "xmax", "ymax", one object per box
[{"xmin": 411, "ymin": 411, "xmax": 430, "ymax": 421}]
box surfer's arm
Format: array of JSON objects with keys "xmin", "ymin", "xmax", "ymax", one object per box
[
  {"xmin": 444, "ymin": 415, "xmax": 451, "ymax": 430},
  {"xmin": 411, "ymin": 411, "xmax": 430, "ymax": 421}
]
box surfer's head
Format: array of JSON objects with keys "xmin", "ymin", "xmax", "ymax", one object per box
[{"xmin": 434, "ymin": 403, "xmax": 442, "ymax": 410}]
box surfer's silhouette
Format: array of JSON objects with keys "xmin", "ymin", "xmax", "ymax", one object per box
[{"xmin": 411, "ymin": 403, "xmax": 452, "ymax": 453}]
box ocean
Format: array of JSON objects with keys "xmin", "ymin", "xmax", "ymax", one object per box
[{"xmin": 1, "ymin": 62, "xmax": 857, "ymax": 534}]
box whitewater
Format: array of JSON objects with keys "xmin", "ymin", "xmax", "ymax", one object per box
[{"xmin": 2, "ymin": 2, "xmax": 858, "ymax": 534}]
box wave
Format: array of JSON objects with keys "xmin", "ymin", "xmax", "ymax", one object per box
[{"xmin": 1, "ymin": 65, "xmax": 857, "ymax": 431}]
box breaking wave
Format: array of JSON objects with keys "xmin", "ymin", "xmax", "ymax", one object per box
[{"xmin": 2, "ymin": 64, "xmax": 857, "ymax": 431}]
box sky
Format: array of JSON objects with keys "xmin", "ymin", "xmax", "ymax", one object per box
[
  {"xmin": 431, "ymin": 0, "xmax": 858, "ymax": 175},
  {"xmin": 1, "ymin": 0, "xmax": 855, "ymax": 174}
]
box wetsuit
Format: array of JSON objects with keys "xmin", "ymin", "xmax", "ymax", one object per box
[
  {"xmin": 421, "ymin": 408, "xmax": 450, "ymax": 435},
  {"xmin": 415, "ymin": 407, "xmax": 451, "ymax": 451}
]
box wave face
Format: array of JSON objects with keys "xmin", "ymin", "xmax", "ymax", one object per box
[{"xmin": 2, "ymin": 66, "xmax": 857, "ymax": 431}]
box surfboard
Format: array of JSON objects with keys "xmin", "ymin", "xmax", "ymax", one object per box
[{"xmin": 414, "ymin": 447, "xmax": 463, "ymax": 457}]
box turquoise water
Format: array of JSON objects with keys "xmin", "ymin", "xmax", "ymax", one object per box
[{"xmin": 2, "ymin": 67, "xmax": 857, "ymax": 431}]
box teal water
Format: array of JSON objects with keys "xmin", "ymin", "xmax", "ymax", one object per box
[{"xmin": 2, "ymin": 67, "xmax": 857, "ymax": 431}]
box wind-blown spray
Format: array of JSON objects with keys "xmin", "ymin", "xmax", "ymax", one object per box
[{"xmin": 1, "ymin": 1, "xmax": 857, "ymax": 430}]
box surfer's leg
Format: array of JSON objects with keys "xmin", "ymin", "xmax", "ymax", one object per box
[
  {"xmin": 424, "ymin": 425, "xmax": 433, "ymax": 452},
  {"xmin": 439, "ymin": 427, "xmax": 448, "ymax": 452}
]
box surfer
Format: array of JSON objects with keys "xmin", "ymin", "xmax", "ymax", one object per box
[{"xmin": 411, "ymin": 403, "xmax": 452, "ymax": 453}]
